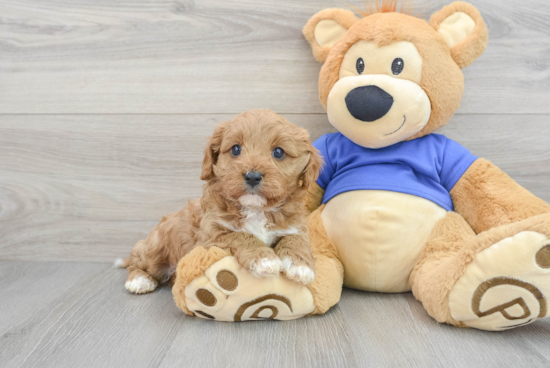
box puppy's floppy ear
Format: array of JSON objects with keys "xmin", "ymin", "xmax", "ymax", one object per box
[
  {"xmin": 200, "ymin": 123, "xmax": 225, "ymax": 181},
  {"xmin": 300, "ymin": 142, "xmax": 323, "ymax": 190},
  {"xmin": 303, "ymin": 9, "xmax": 359, "ymax": 63},
  {"xmin": 430, "ymin": 1, "xmax": 488, "ymax": 69}
]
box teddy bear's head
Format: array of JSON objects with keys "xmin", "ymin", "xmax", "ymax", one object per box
[{"xmin": 303, "ymin": 1, "xmax": 488, "ymax": 149}]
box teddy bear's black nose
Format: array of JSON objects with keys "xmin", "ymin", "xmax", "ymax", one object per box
[{"xmin": 345, "ymin": 85, "xmax": 394, "ymax": 122}]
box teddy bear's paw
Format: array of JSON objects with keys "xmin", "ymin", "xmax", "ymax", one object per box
[
  {"xmin": 281, "ymin": 257, "xmax": 315, "ymax": 285},
  {"xmin": 125, "ymin": 275, "xmax": 157, "ymax": 294},
  {"xmin": 449, "ymin": 231, "xmax": 550, "ymax": 331},
  {"xmin": 183, "ymin": 256, "xmax": 315, "ymax": 321},
  {"xmin": 249, "ymin": 257, "xmax": 283, "ymax": 278}
]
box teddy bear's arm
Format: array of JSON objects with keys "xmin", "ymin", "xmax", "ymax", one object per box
[
  {"xmin": 450, "ymin": 158, "xmax": 550, "ymax": 234},
  {"xmin": 306, "ymin": 182, "xmax": 325, "ymax": 214}
]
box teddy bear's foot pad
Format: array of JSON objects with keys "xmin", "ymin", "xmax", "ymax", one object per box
[
  {"xmin": 184, "ymin": 256, "xmax": 315, "ymax": 321},
  {"xmin": 449, "ymin": 231, "xmax": 550, "ymax": 331}
]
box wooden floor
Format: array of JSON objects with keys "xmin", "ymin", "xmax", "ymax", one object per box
[
  {"xmin": 1, "ymin": 262, "xmax": 549, "ymax": 368},
  {"xmin": 1, "ymin": 0, "xmax": 550, "ymax": 367}
]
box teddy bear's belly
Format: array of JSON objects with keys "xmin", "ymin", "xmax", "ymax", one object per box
[{"xmin": 321, "ymin": 190, "xmax": 447, "ymax": 292}]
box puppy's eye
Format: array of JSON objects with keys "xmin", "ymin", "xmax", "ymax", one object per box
[
  {"xmin": 356, "ymin": 57, "xmax": 365, "ymax": 74},
  {"xmin": 272, "ymin": 147, "xmax": 285, "ymax": 160},
  {"xmin": 231, "ymin": 144, "xmax": 241, "ymax": 157},
  {"xmin": 391, "ymin": 58, "xmax": 404, "ymax": 75}
]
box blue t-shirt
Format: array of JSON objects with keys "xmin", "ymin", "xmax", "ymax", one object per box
[{"xmin": 313, "ymin": 133, "xmax": 477, "ymax": 211}]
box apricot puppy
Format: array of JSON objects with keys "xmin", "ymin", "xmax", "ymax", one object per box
[{"xmin": 120, "ymin": 109, "xmax": 322, "ymax": 294}]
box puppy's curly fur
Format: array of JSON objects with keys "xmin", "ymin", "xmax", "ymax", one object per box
[{"xmin": 120, "ymin": 110, "xmax": 323, "ymax": 294}]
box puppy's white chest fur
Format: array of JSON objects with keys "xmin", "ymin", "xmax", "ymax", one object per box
[
  {"xmin": 239, "ymin": 208, "xmax": 299, "ymax": 247},
  {"xmin": 241, "ymin": 208, "xmax": 274, "ymax": 246},
  {"xmin": 218, "ymin": 195, "xmax": 301, "ymax": 246}
]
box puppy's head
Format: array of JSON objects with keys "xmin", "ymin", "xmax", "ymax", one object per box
[{"xmin": 201, "ymin": 109, "xmax": 322, "ymax": 209}]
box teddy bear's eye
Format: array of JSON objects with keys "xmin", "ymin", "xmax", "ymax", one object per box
[
  {"xmin": 391, "ymin": 58, "xmax": 404, "ymax": 75},
  {"xmin": 356, "ymin": 58, "xmax": 365, "ymax": 74}
]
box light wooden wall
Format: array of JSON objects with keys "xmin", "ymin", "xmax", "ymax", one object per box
[{"xmin": 1, "ymin": 0, "xmax": 549, "ymax": 262}]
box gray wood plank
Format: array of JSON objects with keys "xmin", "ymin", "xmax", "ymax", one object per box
[
  {"xmin": 0, "ymin": 262, "xmax": 106, "ymax": 337},
  {"xmin": 1, "ymin": 113, "xmax": 549, "ymax": 262},
  {"xmin": 337, "ymin": 289, "xmax": 550, "ymax": 368},
  {"xmin": 1, "ymin": 0, "xmax": 549, "ymax": 114},
  {"xmin": 158, "ymin": 303, "xmax": 357, "ymax": 368},
  {"xmin": 1, "ymin": 262, "xmax": 549, "ymax": 368},
  {"xmin": 0, "ymin": 261, "xmax": 187, "ymax": 368}
]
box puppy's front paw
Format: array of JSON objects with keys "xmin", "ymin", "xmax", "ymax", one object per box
[
  {"xmin": 281, "ymin": 257, "xmax": 315, "ymax": 285},
  {"xmin": 125, "ymin": 275, "xmax": 157, "ymax": 294},
  {"xmin": 249, "ymin": 257, "xmax": 282, "ymax": 278}
]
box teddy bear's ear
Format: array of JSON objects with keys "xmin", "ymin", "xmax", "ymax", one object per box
[
  {"xmin": 303, "ymin": 9, "xmax": 360, "ymax": 63},
  {"xmin": 430, "ymin": 1, "xmax": 489, "ymax": 69}
]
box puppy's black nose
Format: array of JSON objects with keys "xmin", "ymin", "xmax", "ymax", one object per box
[
  {"xmin": 345, "ymin": 85, "xmax": 394, "ymax": 122},
  {"xmin": 244, "ymin": 171, "xmax": 263, "ymax": 188}
]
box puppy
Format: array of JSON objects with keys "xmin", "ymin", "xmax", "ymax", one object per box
[{"xmin": 119, "ymin": 109, "xmax": 323, "ymax": 294}]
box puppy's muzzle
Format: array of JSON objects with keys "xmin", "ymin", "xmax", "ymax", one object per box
[
  {"xmin": 345, "ymin": 85, "xmax": 394, "ymax": 122},
  {"xmin": 244, "ymin": 171, "xmax": 263, "ymax": 189}
]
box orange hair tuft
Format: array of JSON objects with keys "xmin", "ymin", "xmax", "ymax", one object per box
[{"xmin": 350, "ymin": 0, "xmax": 413, "ymax": 17}]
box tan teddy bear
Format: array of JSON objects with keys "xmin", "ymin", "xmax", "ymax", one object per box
[{"xmin": 301, "ymin": 1, "xmax": 550, "ymax": 331}]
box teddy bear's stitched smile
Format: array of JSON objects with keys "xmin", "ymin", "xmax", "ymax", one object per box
[{"xmin": 385, "ymin": 115, "xmax": 406, "ymax": 136}]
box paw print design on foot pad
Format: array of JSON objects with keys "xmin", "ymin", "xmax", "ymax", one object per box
[
  {"xmin": 449, "ymin": 231, "xmax": 550, "ymax": 331},
  {"xmin": 184, "ymin": 256, "xmax": 315, "ymax": 321}
]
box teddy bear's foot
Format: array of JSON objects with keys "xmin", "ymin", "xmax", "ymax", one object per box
[
  {"xmin": 449, "ymin": 231, "xmax": 550, "ymax": 331},
  {"xmin": 174, "ymin": 248, "xmax": 316, "ymax": 321}
]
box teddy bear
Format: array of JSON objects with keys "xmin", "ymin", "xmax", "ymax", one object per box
[
  {"xmin": 172, "ymin": 1, "xmax": 550, "ymax": 330},
  {"xmin": 300, "ymin": 0, "xmax": 550, "ymax": 331}
]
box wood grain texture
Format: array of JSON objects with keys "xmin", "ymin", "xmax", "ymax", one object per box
[
  {"xmin": 1, "ymin": 262, "xmax": 549, "ymax": 368},
  {"xmin": 1, "ymin": 113, "xmax": 549, "ymax": 262},
  {"xmin": 1, "ymin": 0, "xmax": 550, "ymax": 114},
  {"xmin": 338, "ymin": 289, "xmax": 550, "ymax": 367},
  {"xmin": 0, "ymin": 262, "xmax": 186, "ymax": 368}
]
